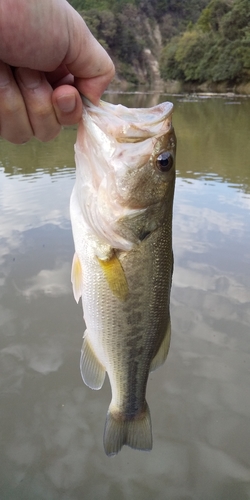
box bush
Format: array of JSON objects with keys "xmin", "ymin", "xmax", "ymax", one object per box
[
  {"xmin": 160, "ymin": 0, "xmax": 250, "ymax": 84},
  {"xmin": 160, "ymin": 40, "xmax": 185, "ymax": 80}
]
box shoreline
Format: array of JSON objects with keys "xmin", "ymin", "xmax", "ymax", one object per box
[{"xmin": 108, "ymin": 78, "xmax": 250, "ymax": 97}]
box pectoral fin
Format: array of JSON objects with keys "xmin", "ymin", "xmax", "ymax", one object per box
[
  {"xmin": 71, "ymin": 252, "xmax": 83, "ymax": 303},
  {"xmin": 80, "ymin": 331, "xmax": 106, "ymax": 390},
  {"xmin": 97, "ymin": 253, "xmax": 129, "ymax": 301},
  {"xmin": 150, "ymin": 320, "xmax": 171, "ymax": 372}
]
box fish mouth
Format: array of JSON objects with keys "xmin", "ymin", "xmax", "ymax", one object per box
[
  {"xmin": 75, "ymin": 97, "xmax": 175, "ymax": 251},
  {"xmin": 81, "ymin": 97, "xmax": 173, "ymax": 143}
]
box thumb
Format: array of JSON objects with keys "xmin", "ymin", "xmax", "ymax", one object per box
[{"xmin": 64, "ymin": 3, "xmax": 115, "ymax": 104}]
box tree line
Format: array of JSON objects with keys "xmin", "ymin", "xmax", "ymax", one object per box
[
  {"xmin": 160, "ymin": 0, "xmax": 250, "ymax": 84},
  {"xmin": 68, "ymin": 0, "xmax": 250, "ymax": 85}
]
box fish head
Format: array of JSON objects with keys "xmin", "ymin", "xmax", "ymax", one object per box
[
  {"xmin": 74, "ymin": 99, "xmax": 176, "ymax": 251},
  {"xmin": 112, "ymin": 127, "xmax": 176, "ymax": 206}
]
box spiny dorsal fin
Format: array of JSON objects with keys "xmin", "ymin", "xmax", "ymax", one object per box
[
  {"xmin": 71, "ymin": 252, "xmax": 83, "ymax": 303},
  {"xmin": 97, "ymin": 252, "xmax": 129, "ymax": 301}
]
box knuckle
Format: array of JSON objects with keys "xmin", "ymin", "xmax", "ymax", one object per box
[
  {"xmin": 0, "ymin": 92, "xmax": 24, "ymax": 116},
  {"xmin": 31, "ymin": 103, "xmax": 53, "ymax": 119},
  {"xmin": 26, "ymin": 102, "xmax": 61, "ymax": 142}
]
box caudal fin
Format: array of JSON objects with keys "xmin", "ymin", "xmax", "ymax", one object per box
[{"xmin": 103, "ymin": 403, "xmax": 152, "ymax": 457}]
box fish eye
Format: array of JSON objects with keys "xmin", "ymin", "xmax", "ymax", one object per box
[{"xmin": 155, "ymin": 152, "xmax": 173, "ymax": 172}]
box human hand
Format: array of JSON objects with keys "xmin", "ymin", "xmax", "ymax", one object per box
[{"xmin": 0, "ymin": 0, "xmax": 115, "ymax": 144}]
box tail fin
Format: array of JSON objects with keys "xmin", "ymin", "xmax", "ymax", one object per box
[{"xmin": 103, "ymin": 403, "xmax": 152, "ymax": 457}]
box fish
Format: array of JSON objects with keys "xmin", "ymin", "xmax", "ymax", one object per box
[{"xmin": 70, "ymin": 98, "xmax": 176, "ymax": 456}]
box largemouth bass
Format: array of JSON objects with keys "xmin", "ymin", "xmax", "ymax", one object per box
[{"xmin": 70, "ymin": 98, "xmax": 176, "ymax": 456}]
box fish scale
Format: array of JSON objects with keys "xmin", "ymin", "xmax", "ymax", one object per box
[{"xmin": 70, "ymin": 98, "xmax": 176, "ymax": 456}]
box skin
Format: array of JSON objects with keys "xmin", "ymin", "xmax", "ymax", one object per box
[{"xmin": 0, "ymin": 0, "xmax": 115, "ymax": 144}]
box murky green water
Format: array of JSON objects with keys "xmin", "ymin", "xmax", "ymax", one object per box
[{"xmin": 0, "ymin": 93, "xmax": 250, "ymax": 500}]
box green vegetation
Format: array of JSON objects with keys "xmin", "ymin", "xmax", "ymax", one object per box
[
  {"xmin": 68, "ymin": 0, "xmax": 250, "ymax": 86},
  {"xmin": 80, "ymin": 4, "xmax": 150, "ymax": 84},
  {"xmin": 160, "ymin": 0, "xmax": 250, "ymax": 84}
]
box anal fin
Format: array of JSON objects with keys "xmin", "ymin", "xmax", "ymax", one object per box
[
  {"xmin": 150, "ymin": 320, "xmax": 171, "ymax": 372},
  {"xmin": 80, "ymin": 332, "xmax": 106, "ymax": 390}
]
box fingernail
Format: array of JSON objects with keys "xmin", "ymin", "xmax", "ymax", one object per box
[
  {"xmin": 18, "ymin": 68, "xmax": 42, "ymax": 89},
  {"xmin": 56, "ymin": 94, "xmax": 76, "ymax": 113}
]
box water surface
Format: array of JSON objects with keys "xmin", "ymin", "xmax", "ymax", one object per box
[{"xmin": 0, "ymin": 93, "xmax": 250, "ymax": 500}]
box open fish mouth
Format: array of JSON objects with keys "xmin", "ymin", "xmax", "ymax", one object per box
[{"xmin": 81, "ymin": 97, "xmax": 173, "ymax": 142}]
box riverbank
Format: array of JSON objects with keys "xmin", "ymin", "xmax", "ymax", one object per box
[
  {"xmin": 108, "ymin": 77, "xmax": 250, "ymax": 96},
  {"xmin": 180, "ymin": 80, "xmax": 250, "ymax": 96}
]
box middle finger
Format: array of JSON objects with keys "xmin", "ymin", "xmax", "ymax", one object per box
[{"xmin": 16, "ymin": 67, "xmax": 61, "ymax": 142}]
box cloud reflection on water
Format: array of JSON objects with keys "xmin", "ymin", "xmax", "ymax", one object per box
[
  {"xmin": 0, "ymin": 97, "xmax": 250, "ymax": 499},
  {"xmin": 20, "ymin": 262, "xmax": 71, "ymax": 299}
]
